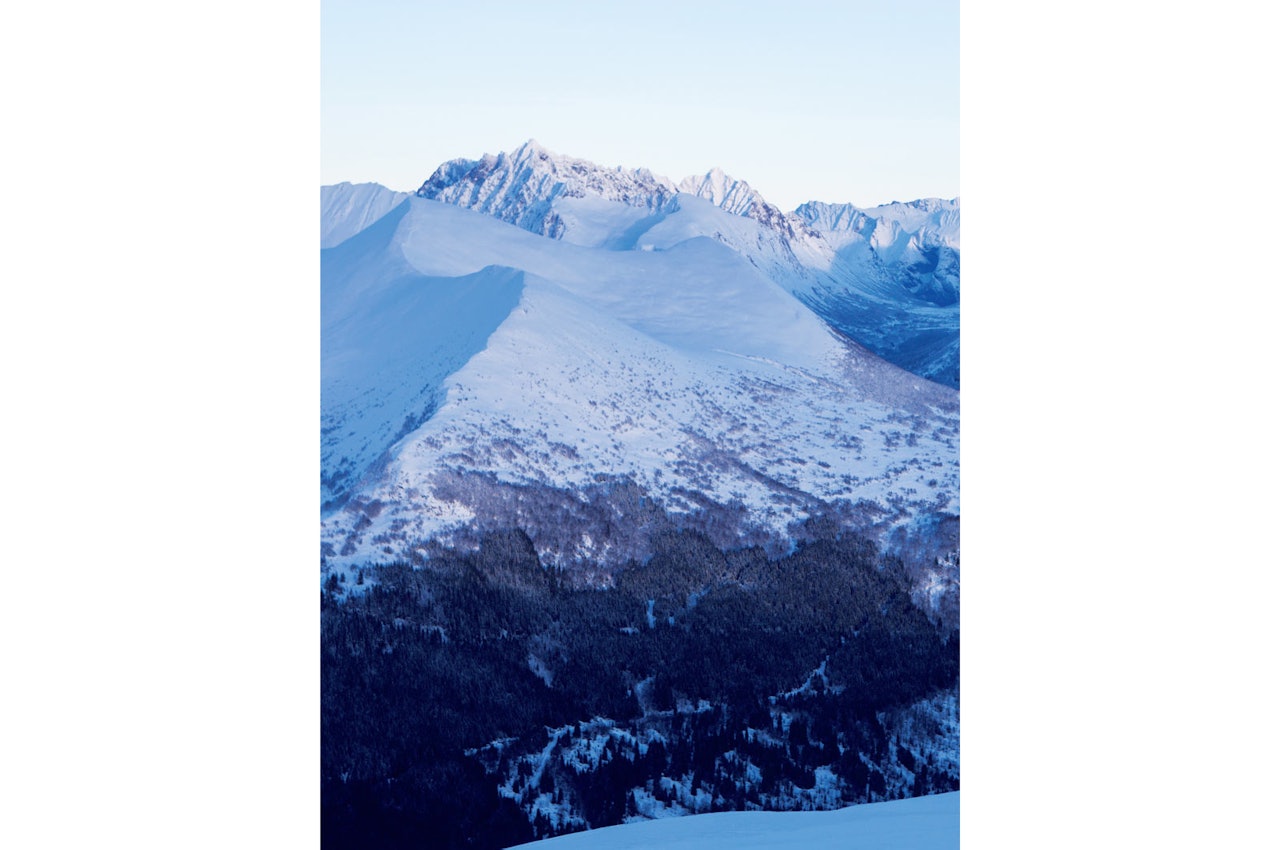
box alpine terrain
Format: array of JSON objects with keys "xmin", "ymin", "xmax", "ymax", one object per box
[{"xmin": 320, "ymin": 141, "xmax": 960, "ymax": 850}]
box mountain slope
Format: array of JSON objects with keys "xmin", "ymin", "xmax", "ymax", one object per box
[
  {"xmin": 321, "ymin": 202, "xmax": 526, "ymax": 510},
  {"xmin": 320, "ymin": 196, "xmax": 958, "ymax": 579}
]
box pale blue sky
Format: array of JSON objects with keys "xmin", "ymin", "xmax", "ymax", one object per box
[{"xmin": 322, "ymin": 0, "xmax": 958, "ymax": 210}]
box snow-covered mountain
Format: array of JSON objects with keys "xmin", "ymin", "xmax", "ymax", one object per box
[
  {"xmin": 321, "ymin": 152, "xmax": 960, "ymax": 844},
  {"xmin": 409, "ymin": 141, "xmax": 959, "ymax": 387},
  {"xmin": 417, "ymin": 140, "xmax": 678, "ymax": 241},
  {"xmin": 796, "ymin": 198, "xmax": 960, "ymax": 307},
  {"xmin": 504, "ymin": 792, "xmax": 959, "ymax": 850},
  {"xmin": 321, "ymin": 193, "xmax": 958, "ymax": 586}
]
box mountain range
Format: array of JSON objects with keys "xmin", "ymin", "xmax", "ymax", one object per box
[
  {"xmin": 321, "ymin": 141, "xmax": 958, "ymax": 614},
  {"xmin": 320, "ymin": 141, "xmax": 961, "ymax": 846},
  {"xmin": 413, "ymin": 140, "xmax": 959, "ymax": 384}
]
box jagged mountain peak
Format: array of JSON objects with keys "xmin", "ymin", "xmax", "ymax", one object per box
[
  {"xmin": 502, "ymin": 139, "xmax": 587, "ymax": 172},
  {"xmin": 416, "ymin": 141, "xmax": 679, "ymax": 237},
  {"xmin": 674, "ymin": 166, "xmax": 808, "ymax": 240},
  {"xmin": 791, "ymin": 201, "xmax": 878, "ymax": 239},
  {"xmin": 417, "ymin": 142, "xmax": 808, "ymax": 236},
  {"xmin": 420, "ymin": 140, "xmax": 678, "ymax": 192},
  {"xmin": 513, "ymin": 137, "xmax": 547, "ymax": 155},
  {"xmin": 678, "ymin": 167, "xmax": 763, "ymax": 214}
]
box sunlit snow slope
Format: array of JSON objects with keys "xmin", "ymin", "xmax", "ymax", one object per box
[
  {"xmin": 505, "ymin": 792, "xmax": 959, "ymax": 850},
  {"xmin": 321, "ymin": 194, "xmax": 958, "ymax": 576}
]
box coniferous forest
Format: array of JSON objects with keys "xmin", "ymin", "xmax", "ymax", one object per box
[{"xmin": 322, "ymin": 526, "xmax": 958, "ymax": 849}]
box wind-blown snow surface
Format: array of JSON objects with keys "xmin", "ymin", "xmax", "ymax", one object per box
[
  {"xmin": 321, "ymin": 194, "xmax": 958, "ymax": 576},
  {"xmin": 504, "ymin": 792, "xmax": 958, "ymax": 850},
  {"xmin": 321, "ymin": 182, "xmax": 411, "ymax": 248},
  {"xmin": 411, "ymin": 140, "xmax": 960, "ymax": 387}
]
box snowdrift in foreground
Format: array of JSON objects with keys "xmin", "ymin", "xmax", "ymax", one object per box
[{"xmin": 505, "ymin": 791, "xmax": 958, "ymax": 850}]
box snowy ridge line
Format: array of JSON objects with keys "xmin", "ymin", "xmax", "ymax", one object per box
[{"xmin": 321, "ymin": 181, "xmax": 411, "ymax": 248}]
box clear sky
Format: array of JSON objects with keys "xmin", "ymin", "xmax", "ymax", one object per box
[{"xmin": 322, "ymin": 0, "xmax": 958, "ymax": 210}]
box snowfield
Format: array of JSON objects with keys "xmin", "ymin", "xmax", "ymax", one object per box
[{"xmin": 504, "ymin": 792, "xmax": 958, "ymax": 850}]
